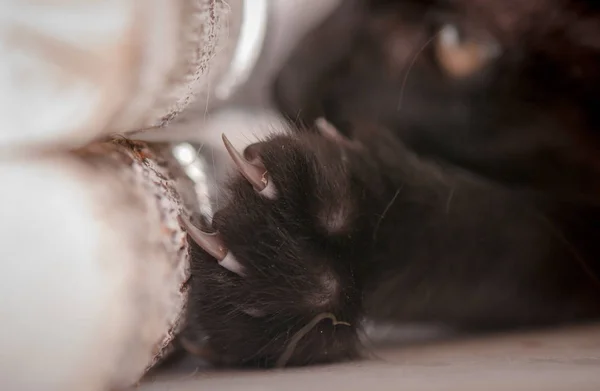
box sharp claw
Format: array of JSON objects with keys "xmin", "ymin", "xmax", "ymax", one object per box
[
  {"xmin": 178, "ymin": 215, "xmax": 227, "ymax": 260},
  {"xmin": 179, "ymin": 215, "xmax": 246, "ymax": 276},
  {"xmin": 220, "ymin": 252, "xmax": 245, "ymax": 276},
  {"xmin": 222, "ymin": 133, "xmax": 268, "ymax": 191},
  {"xmin": 315, "ymin": 117, "xmax": 361, "ymax": 150},
  {"xmin": 315, "ymin": 117, "xmax": 341, "ymax": 141}
]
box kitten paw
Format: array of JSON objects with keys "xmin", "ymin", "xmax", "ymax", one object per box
[{"xmin": 181, "ymin": 130, "xmax": 383, "ymax": 367}]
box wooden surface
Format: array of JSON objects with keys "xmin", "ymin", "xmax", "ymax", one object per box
[{"xmin": 141, "ymin": 323, "xmax": 600, "ymax": 391}]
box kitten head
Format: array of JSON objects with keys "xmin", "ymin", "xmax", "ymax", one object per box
[{"xmin": 274, "ymin": 0, "xmax": 600, "ymax": 197}]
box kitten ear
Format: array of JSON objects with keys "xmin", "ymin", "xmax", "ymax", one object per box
[{"xmin": 315, "ymin": 117, "xmax": 362, "ymax": 151}]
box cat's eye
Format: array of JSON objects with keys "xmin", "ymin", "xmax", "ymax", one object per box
[{"xmin": 433, "ymin": 23, "xmax": 501, "ymax": 78}]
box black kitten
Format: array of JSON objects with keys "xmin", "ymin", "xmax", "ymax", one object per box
[{"xmin": 182, "ymin": 0, "xmax": 600, "ymax": 367}]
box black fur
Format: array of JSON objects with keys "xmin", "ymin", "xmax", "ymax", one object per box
[{"xmin": 183, "ymin": 0, "xmax": 600, "ymax": 367}]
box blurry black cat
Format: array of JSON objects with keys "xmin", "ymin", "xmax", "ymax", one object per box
[{"xmin": 182, "ymin": 0, "xmax": 600, "ymax": 367}]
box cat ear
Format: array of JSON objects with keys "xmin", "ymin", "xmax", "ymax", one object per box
[{"xmin": 315, "ymin": 117, "xmax": 362, "ymax": 151}]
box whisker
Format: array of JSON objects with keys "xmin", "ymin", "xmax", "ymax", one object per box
[
  {"xmin": 534, "ymin": 213, "xmax": 600, "ymax": 288},
  {"xmin": 373, "ymin": 186, "xmax": 403, "ymax": 241},
  {"xmin": 276, "ymin": 312, "xmax": 350, "ymax": 368},
  {"xmin": 397, "ymin": 31, "xmax": 441, "ymax": 111}
]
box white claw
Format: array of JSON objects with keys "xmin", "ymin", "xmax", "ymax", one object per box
[
  {"xmin": 222, "ymin": 133, "xmax": 277, "ymax": 199},
  {"xmin": 219, "ymin": 252, "xmax": 245, "ymax": 277},
  {"xmin": 315, "ymin": 117, "xmax": 341, "ymax": 141},
  {"xmin": 315, "ymin": 117, "xmax": 361, "ymax": 150},
  {"xmin": 179, "ymin": 215, "xmax": 245, "ymax": 277},
  {"xmin": 259, "ymin": 178, "xmax": 277, "ymax": 199}
]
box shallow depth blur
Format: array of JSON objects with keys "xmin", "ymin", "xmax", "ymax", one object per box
[{"xmin": 1, "ymin": 0, "xmax": 599, "ymax": 390}]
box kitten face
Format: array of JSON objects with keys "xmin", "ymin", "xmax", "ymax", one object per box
[{"xmin": 274, "ymin": 0, "xmax": 600, "ymax": 197}]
